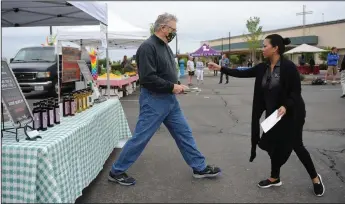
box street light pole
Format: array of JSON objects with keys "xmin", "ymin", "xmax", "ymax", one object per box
[{"xmin": 228, "ymin": 32, "xmax": 231, "ymax": 55}]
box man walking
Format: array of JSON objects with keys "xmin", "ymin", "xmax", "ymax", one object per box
[
  {"xmin": 219, "ymin": 54, "xmax": 229, "ymax": 84},
  {"xmin": 108, "ymin": 13, "xmax": 221, "ymax": 186},
  {"xmin": 340, "ymin": 55, "xmax": 345, "ymax": 98},
  {"xmin": 325, "ymin": 47, "xmax": 340, "ymax": 84}
]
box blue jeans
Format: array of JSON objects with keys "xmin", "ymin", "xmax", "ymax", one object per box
[{"xmin": 111, "ymin": 88, "xmax": 206, "ymax": 175}]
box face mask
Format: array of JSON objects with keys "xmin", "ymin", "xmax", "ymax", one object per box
[{"xmin": 166, "ymin": 31, "xmax": 176, "ymax": 43}]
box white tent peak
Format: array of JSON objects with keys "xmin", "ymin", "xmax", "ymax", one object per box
[
  {"xmin": 58, "ymin": 10, "xmax": 147, "ymax": 34},
  {"xmin": 285, "ymin": 44, "xmax": 327, "ymax": 54}
]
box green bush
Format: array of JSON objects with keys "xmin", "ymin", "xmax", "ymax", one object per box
[
  {"xmin": 111, "ymin": 64, "xmax": 122, "ymax": 71},
  {"xmin": 100, "ymin": 67, "xmax": 106, "ymax": 75},
  {"xmin": 319, "ymin": 47, "xmax": 331, "ymax": 63},
  {"xmin": 230, "ymin": 55, "xmax": 239, "ymax": 64},
  {"xmin": 299, "ymin": 74, "xmax": 305, "ymax": 81}
]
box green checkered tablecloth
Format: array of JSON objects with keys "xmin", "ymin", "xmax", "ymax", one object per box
[{"xmin": 1, "ymin": 98, "xmax": 132, "ymax": 203}]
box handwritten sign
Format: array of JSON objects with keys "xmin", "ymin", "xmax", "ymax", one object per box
[
  {"xmin": 62, "ymin": 47, "xmax": 81, "ymax": 83},
  {"xmin": 1, "ymin": 60, "xmax": 33, "ymax": 126},
  {"xmin": 77, "ymin": 60, "xmax": 93, "ymax": 84}
]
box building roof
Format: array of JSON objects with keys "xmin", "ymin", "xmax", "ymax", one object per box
[{"xmin": 205, "ymin": 18, "xmax": 345, "ymax": 43}]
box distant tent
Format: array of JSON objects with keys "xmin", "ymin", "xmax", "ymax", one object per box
[
  {"xmin": 190, "ymin": 44, "xmax": 221, "ymax": 57},
  {"xmin": 284, "ymin": 44, "xmax": 327, "ymax": 54}
]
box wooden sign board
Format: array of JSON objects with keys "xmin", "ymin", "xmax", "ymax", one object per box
[{"xmin": 62, "ymin": 47, "xmax": 81, "ymax": 83}]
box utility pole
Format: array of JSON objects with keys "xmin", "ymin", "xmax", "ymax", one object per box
[
  {"xmin": 221, "ymin": 37, "xmax": 224, "ymax": 55},
  {"xmin": 228, "ymin": 32, "xmax": 231, "ymax": 56},
  {"xmin": 296, "ymin": 5, "xmax": 313, "ymax": 38},
  {"xmin": 322, "ymin": 13, "xmax": 324, "ymax": 22},
  {"xmin": 175, "ymin": 34, "xmax": 178, "ymax": 55}
]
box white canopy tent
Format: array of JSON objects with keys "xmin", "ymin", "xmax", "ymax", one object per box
[
  {"xmin": 1, "ymin": 0, "xmax": 109, "ymax": 99},
  {"xmin": 56, "ymin": 12, "xmax": 148, "ymax": 50},
  {"xmin": 285, "ymin": 44, "xmax": 327, "ymax": 54},
  {"xmin": 1, "ymin": 1, "xmax": 107, "ymax": 27}
]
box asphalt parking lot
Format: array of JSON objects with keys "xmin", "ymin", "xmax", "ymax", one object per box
[{"xmin": 21, "ymin": 74, "xmax": 345, "ymax": 203}]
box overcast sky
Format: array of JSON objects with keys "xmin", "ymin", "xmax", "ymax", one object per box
[{"xmin": 2, "ymin": 1, "xmax": 345, "ymax": 61}]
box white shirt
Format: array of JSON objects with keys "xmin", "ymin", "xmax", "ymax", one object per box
[
  {"xmin": 196, "ymin": 61, "xmax": 204, "ymax": 70},
  {"xmin": 187, "ymin": 60, "xmax": 195, "ymax": 72}
]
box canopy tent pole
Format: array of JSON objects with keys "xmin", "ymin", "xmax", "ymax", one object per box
[{"xmin": 106, "ymin": 24, "xmax": 110, "ymax": 98}]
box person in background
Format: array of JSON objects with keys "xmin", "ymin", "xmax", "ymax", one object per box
[
  {"xmin": 309, "ymin": 56, "xmax": 315, "ymax": 75},
  {"xmin": 219, "ymin": 54, "xmax": 229, "ymax": 84},
  {"xmin": 325, "ymin": 47, "xmax": 340, "ymax": 83},
  {"xmin": 299, "ymin": 54, "xmax": 305, "ymax": 66},
  {"xmin": 213, "ymin": 58, "xmax": 219, "ymax": 76},
  {"xmin": 340, "ymin": 55, "xmax": 345, "ymax": 98},
  {"xmin": 208, "ymin": 34, "xmax": 325, "ymax": 197},
  {"xmin": 195, "ymin": 57, "xmax": 204, "ymax": 85},
  {"xmin": 121, "ymin": 55, "xmax": 128, "ymax": 68},
  {"xmin": 248, "ymin": 59, "xmax": 253, "ymax": 67},
  {"xmin": 108, "ymin": 13, "xmax": 221, "ymax": 186},
  {"xmin": 187, "ymin": 55, "xmax": 195, "ymax": 86}
]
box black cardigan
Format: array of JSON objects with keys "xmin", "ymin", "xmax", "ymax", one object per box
[{"xmin": 220, "ymin": 58, "xmax": 306, "ymax": 161}]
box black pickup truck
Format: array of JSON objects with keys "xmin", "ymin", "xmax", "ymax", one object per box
[{"xmin": 9, "ymin": 46, "xmax": 90, "ymax": 96}]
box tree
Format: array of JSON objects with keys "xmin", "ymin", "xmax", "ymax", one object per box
[
  {"xmin": 243, "ymin": 17, "xmax": 263, "ymax": 63},
  {"xmin": 150, "ymin": 23, "xmax": 154, "ymax": 35}
]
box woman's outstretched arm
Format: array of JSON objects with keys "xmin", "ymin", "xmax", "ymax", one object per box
[{"xmin": 220, "ymin": 65, "xmax": 259, "ymax": 78}]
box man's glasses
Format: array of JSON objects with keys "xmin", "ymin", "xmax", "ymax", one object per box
[{"xmin": 161, "ymin": 24, "xmax": 177, "ymax": 32}]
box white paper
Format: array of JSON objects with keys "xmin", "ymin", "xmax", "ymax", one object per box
[
  {"xmin": 260, "ymin": 110, "xmax": 282, "ymax": 133},
  {"xmin": 27, "ymin": 130, "xmax": 40, "ymax": 139}
]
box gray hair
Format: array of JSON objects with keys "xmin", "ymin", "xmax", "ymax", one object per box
[{"xmin": 153, "ymin": 13, "xmax": 178, "ymax": 32}]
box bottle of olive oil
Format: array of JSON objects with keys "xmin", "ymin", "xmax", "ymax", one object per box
[
  {"xmin": 54, "ymin": 98, "xmax": 60, "ymax": 124},
  {"xmin": 40, "ymin": 102, "xmax": 48, "ymax": 131},
  {"xmin": 32, "ymin": 102, "xmax": 41, "ymax": 130}
]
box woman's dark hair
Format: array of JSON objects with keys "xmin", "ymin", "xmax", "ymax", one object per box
[
  {"xmin": 265, "ymin": 34, "xmax": 291, "ymax": 56},
  {"xmin": 331, "ymin": 47, "xmax": 336, "ymax": 51}
]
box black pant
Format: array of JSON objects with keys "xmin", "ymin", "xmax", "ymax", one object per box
[
  {"xmin": 219, "ymin": 72, "xmax": 229, "ymax": 83},
  {"xmin": 270, "ymin": 119, "xmax": 318, "ymax": 179},
  {"xmin": 214, "ymin": 70, "xmax": 218, "ymax": 76}
]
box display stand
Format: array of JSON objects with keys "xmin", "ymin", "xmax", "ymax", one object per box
[{"xmin": 1, "ymin": 103, "xmax": 41, "ymax": 142}]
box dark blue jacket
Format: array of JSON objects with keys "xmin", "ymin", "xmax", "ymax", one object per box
[{"xmin": 327, "ymin": 53, "xmax": 339, "ymax": 66}]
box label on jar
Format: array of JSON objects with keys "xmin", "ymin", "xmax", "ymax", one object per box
[
  {"xmin": 49, "ymin": 109, "xmax": 54, "ymax": 125},
  {"xmin": 55, "ymin": 108, "xmax": 60, "ymax": 123},
  {"xmin": 71, "ymin": 101, "xmax": 76, "ymax": 114},
  {"xmin": 79, "ymin": 99, "xmax": 82, "ymax": 110},
  {"xmin": 64, "ymin": 101, "xmax": 70, "ymax": 115},
  {"xmin": 33, "ymin": 112, "xmax": 40, "ymax": 130},
  {"xmin": 42, "ymin": 112, "xmax": 47, "ymax": 128}
]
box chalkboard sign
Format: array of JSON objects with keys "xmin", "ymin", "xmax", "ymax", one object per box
[
  {"xmin": 77, "ymin": 60, "xmax": 94, "ymax": 84},
  {"xmin": 1, "ymin": 60, "xmax": 33, "ymax": 127}
]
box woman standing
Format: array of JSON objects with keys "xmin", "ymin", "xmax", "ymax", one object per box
[
  {"xmin": 340, "ymin": 55, "xmax": 345, "ymax": 98},
  {"xmin": 187, "ymin": 56, "xmax": 195, "ymax": 86},
  {"xmin": 208, "ymin": 34, "xmax": 325, "ymax": 197},
  {"xmin": 195, "ymin": 57, "xmax": 204, "ymax": 85}
]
